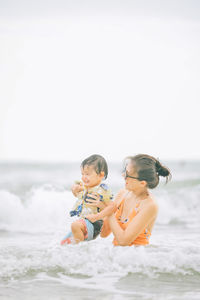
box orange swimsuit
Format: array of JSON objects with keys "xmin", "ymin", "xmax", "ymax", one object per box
[{"xmin": 113, "ymin": 198, "xmax": 151, "ymax": 246}]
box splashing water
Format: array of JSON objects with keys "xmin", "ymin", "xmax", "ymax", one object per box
[{"xmin": 0, "ymin": 162, "xmax": 200, "ymax": 299}]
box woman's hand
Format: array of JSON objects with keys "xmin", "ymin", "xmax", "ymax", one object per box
[
  {"xmin": 85, "ymin": 214, "xmax": 99, "ymax": 223},
  {"xmin": 86, "ymin": 193, "xmax": 106, "ymax": 210},
  {"xmin": 86, "ymin": 201, "xmax": 117, "ymax": 225}
]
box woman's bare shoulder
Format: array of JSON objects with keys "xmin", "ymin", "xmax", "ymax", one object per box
[{"xmin": 144, "ymin": 195, "xmax": 159, "ymax": 214}]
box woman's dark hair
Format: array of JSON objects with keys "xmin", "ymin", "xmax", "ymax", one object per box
[
  {"xmin": 125, "ymin": 154, "xmax": 171, "ymax": 189},
  {"xmin": 81, "ymin": 154, "xmax": 108, "ymax": 179}
]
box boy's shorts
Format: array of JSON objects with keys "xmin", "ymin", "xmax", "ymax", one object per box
[
  {"xmin": 61, "ymin": 218, "xmax": 103, "ymax": 244},
  {"xmin": 78, "ymin": 218, "xmax": 103, "ymax": 240}
]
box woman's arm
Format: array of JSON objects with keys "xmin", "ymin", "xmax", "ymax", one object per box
[
  {"xmin": 108, "ymin": 201, "xmax": 158, "ymax": 246},
  {"xmin": 100, "ymin": 217, "xmax": 112, "ymax": 238},
  {"xmin": 85, "ymin": 201, "xmax": 117, "ymax": 222},
  {"xmin": 86, "ymin": 189, "xmax": 126, "ymax": 223}
]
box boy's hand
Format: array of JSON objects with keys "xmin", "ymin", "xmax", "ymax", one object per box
[
  {"xmin": 86, "ymin": 214, "xmax": 100, "ymax": 223},
  {"xmin": 71, "ymin": 182, "xmax": 84, "ymax": 197}
]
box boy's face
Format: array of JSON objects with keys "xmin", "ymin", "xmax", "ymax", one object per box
[{"xmin": 81, "ymin": 165, "xmax": 104, "ymax": 188}]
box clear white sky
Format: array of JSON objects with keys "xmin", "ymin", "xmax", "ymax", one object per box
[{"xmin": 0, "ymin": 0, "xmax": 200, "ymax": 162}]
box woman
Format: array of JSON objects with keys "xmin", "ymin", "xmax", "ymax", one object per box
[{"xmin": 86, "ymin": 154, "xmax": 171, "ymax": 246}]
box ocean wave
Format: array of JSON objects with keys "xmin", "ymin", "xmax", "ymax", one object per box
[
  {"xmin": 0, "ymin": 187, "xmax": 73, "ymax": 233},
  {"xmin": 1, "ymin": 238, "xmax": 200, "ymax": 281},
  {"xmin": 0, "ymin": 182, "xmax": 200, "ymax": 233}
]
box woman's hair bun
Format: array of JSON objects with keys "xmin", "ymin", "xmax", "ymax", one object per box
[{"xmin": 155, "ymin": 160, "xmax": 170, "ymax": 177}]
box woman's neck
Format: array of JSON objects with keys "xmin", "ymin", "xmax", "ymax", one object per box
[{"xmin": 129, "ymin": 188, "xmax": 149, "ymax": 201}]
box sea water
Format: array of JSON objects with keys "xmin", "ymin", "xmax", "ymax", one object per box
[{"xmin": 0, "ymin": 161, "xmax": 200, "ymax": 300}]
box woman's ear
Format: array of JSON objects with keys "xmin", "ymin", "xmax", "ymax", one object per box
[{"xmin": 140, "ymin": 180, "xmax": 147, "ymax": 187}]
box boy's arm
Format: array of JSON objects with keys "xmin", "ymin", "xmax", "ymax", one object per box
[{"xmin": 71, "ymin": 181, "xmax": 84, "ymax": 197}]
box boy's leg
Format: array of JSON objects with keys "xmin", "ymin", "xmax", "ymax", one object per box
[
  {"xmin": 60, "ymin": 230, "xmax": 73, "ymax": 245},
  {"xmin": 61, "ymin": 219, "xmax": 94, "ymax": 245},
  {"xmin": 83, "ymin": 219, "xmax": 94, "ymax": 241},
  {"xmin": 71, "ymin": 220, "xmax": 87, "ymax": 243}
]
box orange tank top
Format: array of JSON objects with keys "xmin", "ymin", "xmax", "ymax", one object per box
[{"xmin": 113, "ymin": 198, "xmax": 151, "ymax": 246}]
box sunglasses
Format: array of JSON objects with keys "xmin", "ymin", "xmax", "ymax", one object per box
[{"xmin": 122, "ymin": 169, "xmax": 141, "ymax": 180}]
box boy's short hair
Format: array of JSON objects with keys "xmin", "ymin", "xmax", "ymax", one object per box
[{"xmin": 81, "ymin": 154, "xmax": 108, "ymax": 179}]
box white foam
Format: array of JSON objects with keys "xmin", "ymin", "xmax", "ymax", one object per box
[
  {"xmin": 156, "ymin": 185, "xmax": 200, "ymax": 225},
  {"xmin": 0, "ymin": 237, "xmax": 200, "ymax": 280},
  {"xmin": 1, "ymin": 182, "xmax": 200, "ymax": 232},
  {"xmin": 0, "ymin": 186, "xmax": 75, "ymax": 233},
  {"xmin": 0, "ymin": 190, "xmax": 25, "ymax": 225},
  {"xmin": 0, "ymin": 186, "xmax": 200, "ymax": 287}
]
